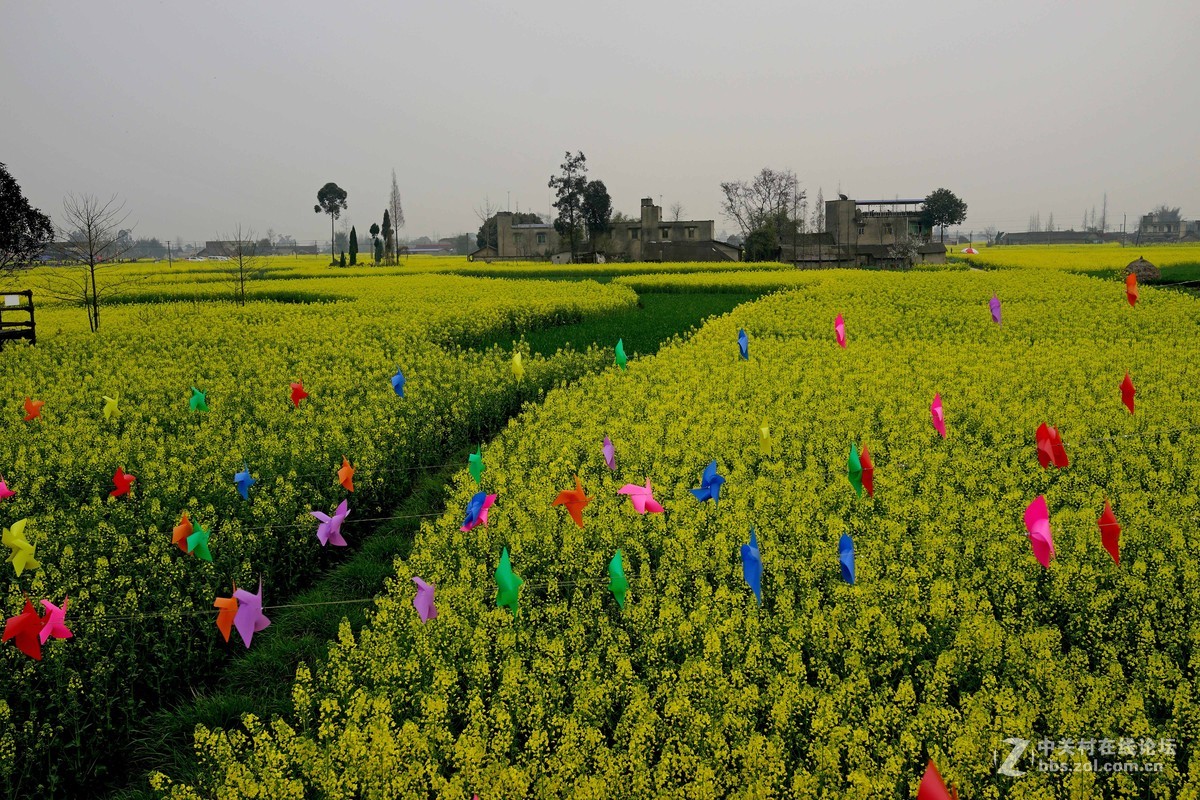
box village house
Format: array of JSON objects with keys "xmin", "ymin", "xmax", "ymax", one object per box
[
  {"xmin": 788, "ymin": 197, "xmax": 946, "ymax": 267},
  {"xmin": 471, "ymin": 198, "xmax": 741, "ymax": 262}
]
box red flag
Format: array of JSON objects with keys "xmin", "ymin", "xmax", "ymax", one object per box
[
  {"xmin": 1120, "ymin": 372, "xmax": 1136, "ymax": 415},
  {"xmin": 918, "ymin": 759, "xmax": 954, "ymax": 800},
  {"xmin": 1098, "ymin": 500, "xmax": 1121, "ymax": 565}
]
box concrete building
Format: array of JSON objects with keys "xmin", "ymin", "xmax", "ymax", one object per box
[
  {"xmin": 471, "ymin": 198, "xmax": 740, "ymax": 262},
  {"xmin": 1137, "ymin": 211, "xmax": 1198, "ymax": 242},
  {"xmin": 789, "ymin": 197, "xmax": 946, "ymax": 267}
]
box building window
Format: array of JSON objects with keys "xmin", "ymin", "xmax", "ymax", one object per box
[
  {"xmin": 630, "ymin": 228, "xmax": 640, "ymax": 240},
  {"xmin": 685, "ymin": 226, "xmax": 696, "ymax": 239},
  {"xmin": 883, "ymin": 223, "xmax": 893, "ymax": 235},
  {"xmin": 536, "ymin": 233, "xmax": 547, "ymax": 244},
  {"xmin": 857, "ymin": 224, "xmax": 866, "ymax": 235},
  {"xmin": 660, "ymin": 227, "xmax": 670, "ymax": 239}
]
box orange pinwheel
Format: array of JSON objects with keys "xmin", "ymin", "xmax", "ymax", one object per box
[
  {"xmin": 213, "ymin": 593, "xmax": 239, "ymax": 642},
  {"xmin": 23, "ymin": 397, "xmax": 44, "ymax": 422},
  {"xmin": 552, "ymin": 475, "xmax": 593, "ymax": 528},
  {"xmin": 338, "ymin": 456, "xmax": 355, "ymax": 492},
  {"xmin": 172, "ymin": 511, "xmax": 193, "ymax": 552},
  {"xmin": 1126, "ymin": 273, "xmax": 1138, "ymax": 307}
]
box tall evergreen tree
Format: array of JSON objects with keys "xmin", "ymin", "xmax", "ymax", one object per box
[
  {"xmin": 348, "ymin": 226, "xmax": 358, "ymax": 265},
  {"xmin": 382, "ymin": 209, "xmax": 394, "ymax": 265}
]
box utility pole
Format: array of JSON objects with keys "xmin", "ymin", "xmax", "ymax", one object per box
[
  {"xmin": 166, "ymin": 240, "xmax": 173, "ymax": 268},
  {"xmin": 1121, "ymin": 214, "xmax": 1126, "ymax": 247}
]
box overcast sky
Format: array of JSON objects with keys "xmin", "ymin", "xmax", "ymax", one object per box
[{"xmin": 3, "ymin": 0, "xmax": 1197, "ymax": 244}]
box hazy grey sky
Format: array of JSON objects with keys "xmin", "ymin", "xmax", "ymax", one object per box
[{"xmin": 3, "ymin": 0, "xmax": 1198, "ymax": 243}]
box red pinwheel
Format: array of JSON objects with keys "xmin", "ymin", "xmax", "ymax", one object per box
[
  {"xmin": 1120, "ymin": 372, "xmax": 1136, "ymax": 415},
  {"xmin": 3, "ymin": 599, "xmax": 44, "ymax": 660},
  {"xmin": 110, "ymin": 467, "xmax": 136, "ymax": 497},
  {"xmin": 289, "ymin": 381, "xmax": 309, "ymax": 408},
  {"xmin": 1098, "ymin": 500, "xmax": 1121, "ymax": 565},
  {"xmin": 1035, "ymin": 423, "xmax": 1069, "ymax": 469}
]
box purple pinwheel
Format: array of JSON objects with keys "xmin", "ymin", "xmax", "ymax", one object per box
[{"xmin": 311, "ymin": 499, "xmax": 350, "ymax": 547}]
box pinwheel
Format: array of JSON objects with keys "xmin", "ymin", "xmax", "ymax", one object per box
[
  {"xmin": 234, "ymin": 465, "xmax": 256, "ymax": 500},
  {"xmin": 213, "ymin": 593, "xmax": 239, "ymax": 642},
  {"xmin": 848, "ymin": 443, "xmax": 864, "ymax": 497},
  {"xmin": 608, "ymin": 551, "xmax": 628, "ymax": 609},
  {"xmin": 1024, "ymin": 495, "xmax": 1055, "ymax": 568},
  {"xmin": 615, "ymin": 338, "xmax": 627, "ymax": 370},
  {"xmin": 1126, "ymin": 273, "xmax": 1138, "ymax": 307},
  {"xmin": 738, "ymin": 328, "xmax": 749, "ymax": 360},
  {"xmin": 102, "ymin": 394, "xmax": 120, "ymax": 421},
  {"xmin": 759, "ymin": 421, "xmax": 772, "ymax": 456},
  {"xmin": 460, "ymin": 491, "xmax": 497, "ymax": 532},
  {"xmin": 391, "ymin": 367, "xmax": 406, "ymax": 397},
  {"xmin": 412, "ymin": 577, "xmax": 437, "ymax": 623},
  {"xmin": 930, "ymin": 393, "xmax": 946, "ymax": 438},
  {"xmin": 839, "ymin": 533, "xmax": 855, "ymax": 584},
  {"xmin": 602, "ymin": 436, "xmax": 616, "ymax": 470},
  {"xmin": 512, "ymin": 351, "xmax": 524, "ymax": 381},
  {"xmin": 689, "ymin": 460, "xmax": 725, "ymax": 504},
  {"xmin": 468, "ymin": 446, "xmax": 486, "ymax": 485},
  {"xmin": 110, "ymin": 467, "xmax": 136, "ymax": 498},
  {"xmin": 232, "ymin": 580, "xmax": 271, "ymax": 648},
  {"xmin": 1098, "ymin": 500, "xmax": 1121, "ymax": 565},
  {"xmin": 172, "ymin": 511, "xmax": 193, "ymax": 552},
  {"xmin": 0, "ymin": 477, "xmax": 14, "ymax": 502},
  {"xmin": 311, "ymin": 500, "xmax": 350, "ymax": 547},
  {"xmin": 494, "ymin": 547, "xmax": 523, "ymax": 615},
  {"xmin": 1120, "ymin": 372, "xmax": 1136, "ymax": 415},
  {"xmin": 553, "ymin": 475, "xmax": 592, "ymax": 528},
  {"xmin": 860, "ymin": 445, "xmax": 875, "ymax": 497},
  {"xmin": 618, "ymin": 479, "xmax": 663, "ymax": 514},
  {"xmin": 989, "ymin": 294, "xmax": 1002, "ymax": 325},
  {"xmin": 39, "ymin": 598, "xmax": 73, "ymax": 645},
  {"xmin": 188, "ymin": 387, "xmax": 209, "ymax": 413},
  {"xmin": 741, "ymin": 528, "xmax": 762, "ymax": 604},
  {"xmin": 338, "ymin": 456, "xmax": 355, "ymax": 492},
  {"xmin": 3, "ymin": 518, "xmax": 38, "ymax": 576},
  {"xmin": 1035, "ymin": 423, "xmax": 1069, "ymax": 469},
  {"xmin": 917, "ymin": 759, "xmax": 956, "ymax": 800},
  {"xmin": 3, "ymin": 599, "xmax": 43, "ymax": 660},
  {"xmin": 23, "ymin": 397, "xmax": 44, "ymax": 421},
  {"xmin": 289, "ymin": 381, "xmax": 308, "ymax": 408},
  {"xmin": 186, "ymin": 521, "xmax": 213, "ymax": 561},
  {"xmin": 834, "ymin": 314, "xmax": 846, "ymax": 348}
]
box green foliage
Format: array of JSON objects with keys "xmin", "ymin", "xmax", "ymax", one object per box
[
  {"xmin": 582, "ymin": 179, "xmax": 612, "ymax": 243},
  {"xmin": 549, "ymin": 151, "xmax": 588, "ymax": 258},
  {"xmin": 165, "ymin": 268, "xmax": 1198, "ymax": 798},
  {"xmin": 348, "ymin": 226, "xmax": 358, "ymax": 266},
  {"xmin": 921, "ymin": 189, "xmax": 968, "ymax": 243},
  {"xmin": 339, "ymin": 250, "xmax": 346, "ymax": 268},
  {"xmin": 314, "ymin": 183, "xmax": 348, "ymax": 265},
  {"xmin": 0, "ymin": 162, "xmax": 54, "ymax": 275},
  {"xmin": 743, "ymin": 226, "xmax": 779, "ymax": 262}
]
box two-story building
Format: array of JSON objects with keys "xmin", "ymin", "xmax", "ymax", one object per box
[
  {"xmin": 789, "ymin": 197, "xmax": 946, "ymax": 267},
  {"xmin": 472, "ymin": 198, "xmax": 740, "ymax": 262}
]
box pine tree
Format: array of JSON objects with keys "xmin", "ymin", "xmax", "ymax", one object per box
[
  {"xmin": 349, "ymin": 226, "xmax": 358, "ymax": 266},
  {"xmin": 382, "ymin": 209, "xmax": 394, "ymax": 265}
]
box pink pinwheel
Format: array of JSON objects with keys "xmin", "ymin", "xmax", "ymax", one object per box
[
  {"xmin": 311, "ymin": 499, "xmax": 350, "ymax": 547},
  {"xmin": 0, "ymin": 477, "xmax": 13, "ymax": 502},
  {"xmin": 39, "ymin": 598, "xmax": 73, "ymax": 645},
  {"xmin": 460, "ymin": 491, "xmax": 497, "ymax": 532},
  {"xmin": 602, "ymin": 436, "xmax": 616, "ymax": 470},
  {"xmin": 990, "ymin": 294, "xmax": 1002, "ymax": 325},
  {"xmin": 412, "ymin": 577, "xmax": 437, "ymax": 623},
  {"xmin": 1023, "ymin": 495, "xmax": 1055, "ymax": 568},
  {"xmin": 232, "ymin": 580, "xmax": 271, "ymax": 648},
  {"xmin": 618, "ymin": 479, "xmax": 664, "ymax": 514},
  {"xmin": 834, "ymin": 314, "xmax": 847, "ymax": 348},
  {"xmin": 930, "ymin": 393, "xmax": 946, "ymax": 438}
]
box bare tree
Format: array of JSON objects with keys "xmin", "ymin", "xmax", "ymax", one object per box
[
  {"xmin": 223, "ymin": 224, "xmax": 265, "ymax": 306},
  {"xmin": 719, "ymin": 167, "xmax": 801, "ymax": 240},
  {"xmin": 474, "ymin": 196, "xmax": 502, "ymax": 253},
  {"xmin": 1045, "ymin": 212, "xmax": 1055, "ymax": 232},
  {"xmin": 887, "ymin": 233, "xmax": 921, "ymax": 269},
  {"xmin": 983, "ymin": 225, "xmax": 998, "ymax": 245},
  {"xmin": 41, "ymin": 194, "xmax": 139, "ymax": 332},
  {"xmin": 388, "ymin": 169, "xmax": 404, "ymax": 265},
  {"xmin": 669, "ymin": 202, "xmax": 684, "ymax": 222}
]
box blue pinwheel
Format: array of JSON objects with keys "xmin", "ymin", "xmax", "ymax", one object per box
[
  {"xmin": 839, "ymin": 533, "xmax": 855, "ymax": 584},
  {"xmin": 741, "ymin": 528, "xmax": 762, "ymax": 604},
  {"xmin": 689, "ymin": 460, "xmax": 726, "ymax": 504}
]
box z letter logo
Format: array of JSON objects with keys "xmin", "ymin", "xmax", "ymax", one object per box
[{"xmin": 997, "ymin": 737, "xmax": 1029, "ymax": 777}]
